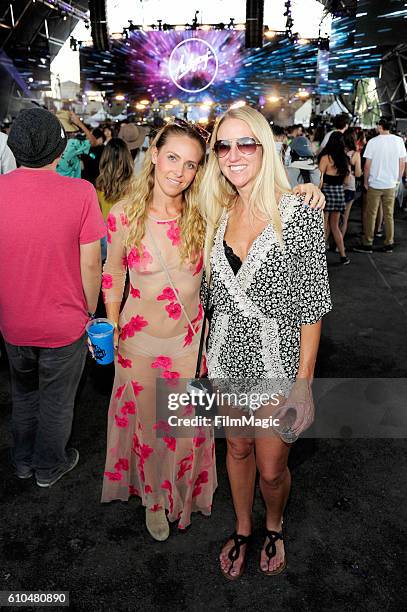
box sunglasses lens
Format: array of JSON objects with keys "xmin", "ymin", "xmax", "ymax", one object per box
[
  {"xmin": 214, "ymin": 142, "xmax": 231, "ymax": 157},
  {"xmin": 237, "ymin": 138, "xmax": 258, "ymax": 155}
]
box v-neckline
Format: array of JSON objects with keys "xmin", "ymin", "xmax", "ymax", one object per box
[{"xmin": 221, "ymin": 212, "xmax": 274, "ymax": 278}]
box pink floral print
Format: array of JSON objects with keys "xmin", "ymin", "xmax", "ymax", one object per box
[
  {"xmin": 118, "ymin": 353, "xmax": 132, "ymax": 368},
  {"xmin": 127, "ymin": 244, "xmax": 153, "ymax": 271},
  {"xmin": 166, "ymin": 221, "xmax": 181, "ymax": 246},
  {"xmin": 102, "ymin": 274, "xmax": 113, "ymax": 290},
  {"xmin": 120, "ymin": 315, "xmax": 148, "ymax": 340}
]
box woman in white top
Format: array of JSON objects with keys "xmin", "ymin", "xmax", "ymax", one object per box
[{"xmin": 342, "ymin": 129, "xmax": 362, "ymax": 239}]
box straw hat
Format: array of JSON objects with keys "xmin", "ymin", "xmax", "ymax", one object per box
[
  {"xmin": 118, "ymin": 123, "xmax": 145, "ymax": 150},
  {"xmin": 55, "ymin": 110, "xmax": 79, "ymax": 133}
]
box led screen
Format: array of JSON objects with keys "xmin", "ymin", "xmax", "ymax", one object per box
[
  {"xmin": 80, "ymin": 30, "xmax": 319, "ymax": 102},
  {"xmin": 328, "ymin": 15, "xmax": 382, "ymax": 92},
  {"xmin": 355, "ymin": 0, "xmax": 407, "ymax": 47}
]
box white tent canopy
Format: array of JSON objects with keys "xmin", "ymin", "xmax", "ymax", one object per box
[
  {"xmin": 323, "ymin": 99, "xmax": 349, "ymax": 116},
  {"xmin": 294, "ymin": 99, "xmax": 312, "ymax": 126}
]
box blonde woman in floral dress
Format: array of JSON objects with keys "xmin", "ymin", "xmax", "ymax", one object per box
[{"xmin": 101, "ymin": 121, "xmax": 216, "ymax": 540}]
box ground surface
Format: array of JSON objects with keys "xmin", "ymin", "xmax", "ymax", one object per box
[{"xmin": 0, "ymin": 204, "xmax": 406, "ymax": 611}]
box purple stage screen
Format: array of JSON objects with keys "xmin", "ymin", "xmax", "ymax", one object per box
[{"xmin": 80, "ymin": 30, "xmax": 320, "ymax": 102}]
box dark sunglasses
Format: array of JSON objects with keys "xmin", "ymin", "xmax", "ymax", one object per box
[
  {"xmin": 168, "ymin": 117, "xmax": 211, "ymax": 143},
  {"xmin": 213, "ymin": 137, "xmax": 262, "ymax": 158}
]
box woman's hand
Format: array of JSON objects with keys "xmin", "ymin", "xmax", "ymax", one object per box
[
  {"xmin": 273, "ymin": 379, "xmax": 314, "ymax": 442},
  {"xmin": 293, "ymin": 183, "xmax": 326, "ymax": 210}
]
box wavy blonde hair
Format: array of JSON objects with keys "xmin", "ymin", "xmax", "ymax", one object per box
[
  {"xmin": 125, "ymin": 124, "xmax": 206, "ymax": 263},
  {"xmin": 199, "ymin": 106, "xmax": 292, "ymax": 274}
]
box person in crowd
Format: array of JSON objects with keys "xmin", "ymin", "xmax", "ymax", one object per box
[
  {"xmin": 118, "ymin": 121, "xmax": 146, "ymax": 160},
  {"xmin": 319, "ymin": 113, "xmax": 350, "ymax": 152},
  {"xmin": 81, "ymin": 127, "xmax": 106, "ymax": 185},
  {"xmin": 56, "ymin": 110, "xmax": 98, "ymax": 178},
  {"xmin": 271, "ymin": 125, "xmax": 288, "ymax": 164},
  {"xmin": 0, "ymin": 107, "xmax": 105, "ymax": 487},
  {"xmin": 318, "ymin": 131, "xmax": 350, "ymax": 265},
  {"xmin": 342, "ymin": 128, "xmax": 362, "ymax": 239},
  {"xmin": 354, "ymin": 117, "xmax": 406, "ymax": 253},
  {"xmin": 199, "ymin": 106, "xmax": 332, "ymax": 579},
  {"xmin": 100, "ymin": 117, "xmax": 326, "ymax": 543},
  {"xmin": 103, "ymin": 124, "xmax": 115, "ymax": 145},
  {"xmin": 96, "ymin": 137, "xmax": 134, "ymax": 259},
  {"xmin": 310, "ymin": 125, "xmax": 326, "ymax": 156},
  {"xmin": 289, "ymin": 124, "xmax": 314, "ymax": 161},
  {"xmin": 0, "ymin": 129, "xmax": 16, "ymax": 173}
]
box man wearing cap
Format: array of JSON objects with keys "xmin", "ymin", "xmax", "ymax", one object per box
[
  {"xmin": 0, "ymin": 107, "xmax": 106, "ymax": 487},
  {"xmin": 56, "ymin": 110, "xmax": 98, "ymax": 178}
]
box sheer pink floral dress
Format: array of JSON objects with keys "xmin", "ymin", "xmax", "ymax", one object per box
[{"xmin": 101, "ymin": 201, "xmax": 217, "ymax": 529}]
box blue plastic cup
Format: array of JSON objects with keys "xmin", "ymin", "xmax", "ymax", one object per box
[{"xmin": 86, "ymin": 318, "xmax": 114, "ymax": 365}]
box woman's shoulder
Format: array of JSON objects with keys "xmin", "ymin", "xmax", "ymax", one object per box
[{"xmin": 280, "ymin": 191, "xmax": 324, "ymax": 234}]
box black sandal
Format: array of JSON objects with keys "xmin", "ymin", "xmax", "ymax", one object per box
[
  {"xmin": 261, "ymin": 529, "xmax": 287, "ymax": 576},
  {"xmin": 220, "ymin": 532, "xmax": 251, "ymax": 581}
]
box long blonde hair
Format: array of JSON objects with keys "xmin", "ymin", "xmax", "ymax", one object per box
[
  {"xmin": 125, "ymin": 124, "xmax": 206, "ymax": 263},
  {"xmin": 199, "ymin": 106, "xmax": 291, "ymax": 273}
]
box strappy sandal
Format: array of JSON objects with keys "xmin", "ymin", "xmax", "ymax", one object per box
[
  {"xmin": 261, "ymin": 529, "xmax": 287, "ymax": 576},
  {"xmin": 220, "ymin": 532, "xmax": 251, "ymax": 581}
]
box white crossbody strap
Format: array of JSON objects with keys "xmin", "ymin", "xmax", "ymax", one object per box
[{"xmin": 146, "ymin": 224, "xmax": 197, "ymax": 335}]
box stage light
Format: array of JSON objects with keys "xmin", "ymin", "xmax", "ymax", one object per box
[
  {"xmin": 198, "ymin": 117, "xmax": 209, "ymax": 124},
  {"xmin": 115, "ymin": 94, "xmax": 125, "ymax": 101},
  {"xmin": 165, "ymin": 104, "xmax": 173, "ymax": 109},
  {"xmin": 229, "ymin": 100, "xmax": 246, "ymax": 109},
  {"xmin": 298, "ymin": 38, "xmax": 309, "ymax": 45},
  {"xmin": 135, "ymin": 104, "xmax": 146, "ymax": 110},
  {"xmin": 265, "ymin": 31, "xmax": 276, "ymax": 39},
  {"xmin": 296, "ymin": 90, "xmax": 309, "ymax": 98},
  {"xmin": 170, "ymin": 99, "xmax": 180, "ymax": 106},
  {"xmin": 139, "ymin": 99, "xmax": 150, "ymax": 105},
  {"xmin": 164, "ymin": 116, "xmax": 171, "ymax": 122},
  {"xmin": 268, "ymin": 95, "xmax": 280, "ymax": 103}
]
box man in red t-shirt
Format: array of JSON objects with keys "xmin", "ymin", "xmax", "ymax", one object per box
[{"xmin": 1, "ymin": 107, "xmax": 106, "ymax": 487}]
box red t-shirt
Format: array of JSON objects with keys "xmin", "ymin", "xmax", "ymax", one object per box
[{"xmin": 0, "ymin": 168, "xmax": 106, "ymax": 347}]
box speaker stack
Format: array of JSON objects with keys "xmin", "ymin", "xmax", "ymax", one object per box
[
  {"xmin": 245, "ymin": 0, "xmax": 264, "ymax": 49},
  {"xmin": 89, "ymin": 0, "xmax": 110, "ymax": 51}
]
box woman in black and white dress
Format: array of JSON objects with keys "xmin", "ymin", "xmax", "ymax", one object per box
[{"xmin": 200, "ymin": 106, "xmax": 332, "ymax": 579}]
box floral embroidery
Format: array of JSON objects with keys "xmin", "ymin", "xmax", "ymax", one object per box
[
  {"xmin": 157, "ymin": 287, "xmax": 178, "ymax": 301},
  {"xmin": 192, "ymin": 470, "xmax": 209, "ymax": 498},
  {"xmin": 151, "ymin": 355, "xmax": 172, "ymax": 370},
  {"xmin": 162, "ymin": 436, "xmax": 176, "ymax": 451},
  {"xmin": 115, "ymin": 384, "xmax": 126, "ymax": 399},
  {"xmin": 166, "ymin": 221, "xmax": 181, "ymax": 246},
  {"xmin": 193, "ymin": 254, "xmax": 203, "ymax": 276},
  {"xmin": 150, "ymin": 504, "xmax": 163, "ymax": 512},
  {"xmin": 120, "ymin": 212, "xmax": 129, "ymax": 227},
  {"xmin": 161, "ymin": 480, "xmax": 174, "ymax": 513},
  {"xmin": 162, "ymin": 370, "xmax": 180, "ymax": 386},
  {"xmin": 120, "ymin": 315, "xmax": 148, "ymax": 340},
  {"xmin": 127, "ymin": 244, "xmax": 153, "ymax": 271},
  {"xmin": 145, "ymin": 484, "xmax": 153, "ymax": 494},
  {"xmin": 107, "ymin": 213, "xmax": 117, "ymax": 233},
  {"xmin": 165, "ymin": 302, "xmax": 182, "ymax": 320},
  {"xmin": 128, "ymin": 485, "xmax": 140, "ymax": 496},
  {"xmin": 114, "ymin": 458, "xmax": 129, "ymax": 471},
  {"xmin": 118, "ymin": 353, "xmax": 132, "ymax": 368},
  {"xmin": 120, "ymin": 401, "xmax": 136, "ymax": 415},
  {"xmin": 130, "ymin": 285, "xmax": 141, "ymax": 298},
  {"xmin": 104, "ymin": 471, "xmax": 122, "ymax": 481},
  {"xmin": 131, "ymin": 380, "xmax": 144, "ymax": 396},
  {"xmin": 153, "ymin": 420, "xmax": 172, "ymax": 433},
  {"xmin": 102, "ymin": 274, "xmax": 113, "ymax": 290},
  {"xmin": 114, "ymin": 415, "xmax": 129, "ymax": 428},
  {"xmin": 132, "ymin": 434, "xmax": 153, "ymax": 483}
]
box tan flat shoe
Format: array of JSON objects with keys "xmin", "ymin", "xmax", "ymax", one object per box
[{"xmin": 145, "ymin": 508, "xmax": 169, "ymax": 541}]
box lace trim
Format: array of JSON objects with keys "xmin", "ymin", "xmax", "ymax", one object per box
[
  {"xmin": 259, "ymin": 318, "xmax": 287, "ymax": 379},
  {"xmin": 207, "ymin": 314, "xmax": 228, "ymax": 378},
  {"xmin": 238, "ymin": 193, "xmax": 298, "ymax": 291},
  {"xmin": 212, "ymin": 214, "xmax": 264, "ymax": 319}
]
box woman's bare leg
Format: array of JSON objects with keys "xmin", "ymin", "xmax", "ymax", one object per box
[
  {"xmin": 341, "ymin": 201, "xmax": 353, "ymax": 238},
  {"xmin": 256, "ymin": 437, "xmax": 291, "ymax": 572},
  {"xmin": 329, "ymin": 212, "xmax": 346, "ymax": 257},
  {"xmin": 219, "ymin": 436, "xmax": 256, "ymax": 577}
]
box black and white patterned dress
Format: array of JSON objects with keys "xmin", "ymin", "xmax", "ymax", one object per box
[{"xmin": 202, "ymin": 193, "xmax": 332, "ymax": 400}]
